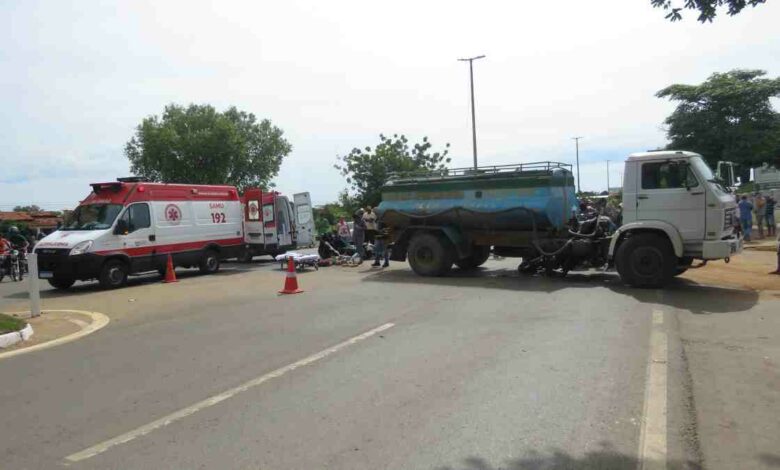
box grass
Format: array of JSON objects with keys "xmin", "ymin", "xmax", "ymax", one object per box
[{"xmin": 0, "ymin": 313, "xmax": 27, "ymax": 335}]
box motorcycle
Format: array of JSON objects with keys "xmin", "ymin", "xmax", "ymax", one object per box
[
  {"xmin": 317, "ymin": 233, "xmax": 374, "ymax": 261},
  {"xmin": 0, "ymin": 250, "xmax": 23, "ymax": 282}
]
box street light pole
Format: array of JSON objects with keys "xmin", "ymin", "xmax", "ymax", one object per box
[
  {"xmin": 458, "ymin": 55, "xmax": 486, "ymax": 170},
  {"xmin": 606, "ymin": 160, "xmax": 610, "ymax": 194},
  {"xmin": 572, "ymin": 137, "xmax": 583, "ymax": 194}
]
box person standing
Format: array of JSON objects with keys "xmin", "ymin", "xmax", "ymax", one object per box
[
  {"xmin": 765, "ymin": 194, "xmax": 776, "ymax": 237},
  {"xmin": 738, "ymin": 196, "xmax": 753, "ymax": 241},
  {"xmin": 371, "ymin": 224, "xmax": 390, "ymax": 268},
  {"xmin": 754, "ymin": 193, "xmax": 766, "ymax": 239},
  {"xmin": 337, "ymin": 217, "xmax": 351, "ymax": 243},
  {"xmin": 363, "ymin": 206, "xmax": 378, "ymax": 244},
  {"xmin": 771, "ymin": 230, "xmax": 780, "ymax": 275},
  {"xmin": 352, "ymin": 209, "xmax": 366, "ymax": 262}
]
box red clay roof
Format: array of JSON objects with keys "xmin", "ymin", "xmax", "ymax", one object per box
[{"xmin": 0, "ymin": 212, "xmax": 35, "ymax": 222}]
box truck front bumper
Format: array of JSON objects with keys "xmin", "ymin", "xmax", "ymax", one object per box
[{"xmin": 702, "ymin": 235, "xmax": 743, "ymax": 260}]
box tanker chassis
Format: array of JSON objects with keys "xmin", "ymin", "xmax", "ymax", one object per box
[{"xmin": 376, "ymin": 152, "xmax": 742, "ymax": 288}]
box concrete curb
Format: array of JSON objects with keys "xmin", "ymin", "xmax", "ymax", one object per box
[
  {"xmin": 0, "ymin": 323, "xmax": 33, "ymax": 349},
  {"xmin": 0, "ymin": 310, "xmax": 109, "ymax": 361}
]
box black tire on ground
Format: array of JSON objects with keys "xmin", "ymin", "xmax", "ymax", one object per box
[
  {"xmin": 238, "ymin": 250, "xmax": 254, "ymax": 263},
  {"xmin": 615, "ymin": 233, "xmax": 676, "ymax": 288},
  {"xmin": 199, "ymin": 249, "xmax": 220, "ymax": 274},
  {"xmin": 99, "ymin": 259, "xmax": 128, "ymax": 289},
  {"xmin": 674, "ymin": 256, "xmax": 694, "ymax": 276},
  {"xmin": 455, "ymin": 245, "xmax": 491, "ymax": 270},
  {"xmin": 12, "ymin": 263, "xmax": 21, "ymax": 282},
  {"xmin": 407, "ymin": 232, "xmax": 454, "ymax": 277},
  {"xmin": 48, "ymin": 277, "xmax": 76, "ymax": 290}
]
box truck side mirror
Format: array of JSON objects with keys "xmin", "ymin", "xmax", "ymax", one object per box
[{"xmin": 114, "ymin": 219, "xmax": 129, "ymax": 235}]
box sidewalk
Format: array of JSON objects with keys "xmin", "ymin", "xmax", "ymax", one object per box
[
  {"xmin": 0, "ymin": 310, "xmax": 101, "ymax": 355},
  {"xmin": 676, "ymin": 249, "xmax": 780, "ymax": 469}
]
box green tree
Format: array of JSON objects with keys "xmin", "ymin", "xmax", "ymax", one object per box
[
  {"xmin": 651, "ymin": 0, "xmax": 766, "ymax": 22},
  {"xmin": 335, "ymin": 134, "xmax": 451, "ymax": 208},
  {"xmin": 656, "ymin": 70, "xmax": 780, "ymax": 180},
  {"xmin": 313, "ymin": 202, "xmax": 350, "ymax": 234},
  {"xmin": 125, "ymin": 104, "xmax": 292, "ymax": 191},
  {"xmin": 13, "ymin": 205, "xmax": 41, "ymax": 213}
]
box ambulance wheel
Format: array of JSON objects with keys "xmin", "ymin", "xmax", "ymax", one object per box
[
  {"xmin": 99, "ymin": 260, "xmax": 128, "ymax": 289},
  {"xmin": 238, "ymin": 251, "xmax": 254, "ymax": 263},
  {"xmin": 199, "ymin": 249, "xmax": 220, "ymax": 274},
  {"xmin": 48, "ymin": 277, "xmax": 75, "ymax": 290}
]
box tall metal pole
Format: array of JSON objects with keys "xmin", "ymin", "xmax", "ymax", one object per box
[
  {"xmin": 572, "ymin": 137, "xmax": 583, "ymax": 194},
  {"xmin": 458, "ymin": 55, "xmax": 486, "ymax": 170},
  {"xmin": 607, "ymin": 160, "xmax": 610, "ymax": 193}
]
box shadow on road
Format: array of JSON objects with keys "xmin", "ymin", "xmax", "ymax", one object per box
[
  {"xmin": 760, "ymin": 453, "xmax": 780, "ymax": 467},
  {"xmin": 362, "ymin": 267, "xmax": 759, "ymax": 315},
  {"xmin": 436, "ymin": 446, "xmax": 701, "ymax": 470},
  {"xmin": 2, "ymin": 267, "xmax": 253, "ymax": 300}
]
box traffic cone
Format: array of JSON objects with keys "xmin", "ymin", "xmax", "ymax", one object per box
[
  {"xmin": 279, "ymin": 257, "xmax": 303, "ymax": 294},
  {"xmin": 163, "ymin": 253, "xmax": 178, "ymax": 283}
]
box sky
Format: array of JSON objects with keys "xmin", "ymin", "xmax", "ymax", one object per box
[{"xmin": 1, "ymin": 0, "xmax": 778, "ymax": 210}]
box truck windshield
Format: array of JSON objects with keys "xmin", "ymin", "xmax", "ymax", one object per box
[
  {"xmin": 62, "ymin": 204, "xmax": 123, "ymax": 231},
  {"xmin": 690, "ymin": 157, "xmax": 729, "ymax": 195}
]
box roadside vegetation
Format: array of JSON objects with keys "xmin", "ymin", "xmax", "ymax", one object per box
[{"xmin": 0, "ymin": 313, "xmax": 26, "ymax": 335}]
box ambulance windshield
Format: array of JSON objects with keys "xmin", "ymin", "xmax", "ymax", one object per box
[{"xmin": 62, "ymin": 204, "xmax": 124, "ymax": 231}]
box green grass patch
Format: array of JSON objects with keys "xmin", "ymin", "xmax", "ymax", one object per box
[{"xmin": 0, "ymin": 313, "xmax": 27, "ymax": 335}]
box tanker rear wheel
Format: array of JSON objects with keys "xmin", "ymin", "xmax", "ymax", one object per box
[
  {"xmin": 408, "ymin": 232, "xmax": 453, "ymax": 276},
  {"xmin": 455, "ymin": 246, "xmax": 491, "ymax": 270}
]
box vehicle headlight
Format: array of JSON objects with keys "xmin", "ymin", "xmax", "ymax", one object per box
[{"xmin": 70, "ymin": 240, "xmax": 93, "ymax": 256}]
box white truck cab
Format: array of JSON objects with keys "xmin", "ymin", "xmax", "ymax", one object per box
[{"xmin": 609, "ymin": 151, "xmax": 741, "ymax": 283}]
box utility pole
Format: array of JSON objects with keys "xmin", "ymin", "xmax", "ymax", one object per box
[
  {"xmin": 572, "ymin": 137, "xmax": 583, "ymax": 194},
  {"xmin": 606, "ymin": 160, "xmax": 610, "ymax": 194},
  {"xmin": 458, "ymin": 55, "xmax": 486, "ymax": 169}
]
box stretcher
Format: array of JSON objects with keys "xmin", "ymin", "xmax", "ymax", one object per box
[{"xmin": 275, "ymin": 252, "xmax": 320, "ymax": 271}]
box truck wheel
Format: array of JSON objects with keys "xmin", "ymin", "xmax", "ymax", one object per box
[
  {"xmin": 48, "ymin": 277, "xmax": 75, "ymax": 290},
  {"xmin": 408, "ymin": 232, "xmax": 453, "ymax": 276},
  {"xmin": 199, "ymin": 249, "xmax": 220, "ymax": 274},
  {"xmin": 615, "ymin": 233, "xmax": 675, "ymax": 288},
  {"xmin": 455, "ymin": 246, "xmax": 491, "ymax": 270},
  {"xmin": 674, "ymin": 256, "xmax": 694, "ymax": 276},
  {"xmin": 99, "ymin": 260, "xmax": 128, "ymax": 289}
]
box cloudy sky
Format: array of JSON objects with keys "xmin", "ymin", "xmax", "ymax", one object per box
[{"xmin": 1, "ymin": 0, "xmax": 778, "ymax": 210}]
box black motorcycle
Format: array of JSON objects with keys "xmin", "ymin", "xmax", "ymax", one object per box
[{"xmin": 0, "ymin": 250, "xmax": 23, "ymax": 282}]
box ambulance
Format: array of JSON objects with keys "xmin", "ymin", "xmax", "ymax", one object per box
[
  {"xmin": 34, "ymin": 178, "xmax": 243, "ymax": 289},
  {"xmin": 239, "ymin": 189, "xmax": 315, "ymax": 261}
]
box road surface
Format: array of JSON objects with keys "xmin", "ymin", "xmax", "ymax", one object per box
[{"xmin": 0, "ymin": 257, "xmax": 775, "ymax": 469}]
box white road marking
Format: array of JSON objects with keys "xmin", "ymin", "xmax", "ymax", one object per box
[
  {"xmin": 638, "ymin": 310, "xmax": 667, "ymax": 470},
  {"xmin": 64, "ymin": 322, "xmax": 396, "ymax": 463}
]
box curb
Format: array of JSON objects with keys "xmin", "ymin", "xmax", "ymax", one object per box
[
  {"xmin": 0, "ymin": 310, "xmax": 109, "ymax": 361},
  {"xmin": 0, "ymin": 323, "xmax": 34, "ymax": 349}
]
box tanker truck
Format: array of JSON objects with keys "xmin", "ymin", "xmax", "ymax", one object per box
[{"xmin": 377, "ymin": 151, "xmax": 742, "ymax": 288}]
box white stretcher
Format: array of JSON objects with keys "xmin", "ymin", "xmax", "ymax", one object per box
[{"xmin": 275, "ymin": 252, "xmax": 320, "ymax": 271}]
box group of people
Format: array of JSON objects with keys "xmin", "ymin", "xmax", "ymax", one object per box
[
  {"xmin": 0, "ymin": 226, "xmax": 32, "ymax": 279},
  {"xmin": 335, "ymin": 206, "xmax": 390, "ymax": 267},
  {"xmin": 737, "ymin": 193, "xmax": 777, "ymax": 241}
]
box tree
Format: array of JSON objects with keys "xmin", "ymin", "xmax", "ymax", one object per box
[
  {"xmin": 656, "ymin": 70, "xmax": 780, "ymax": 180},
  {"xmin": 650, "ymin": 0, "xmax": 766, "ymax": 22},
  {"xmin": 13, "ymin": 205, "xmax": 41, "ymax": 213},
  {"xmin": 335, "ymin": 134, "xmax": 451, "ymax": 208},
  {"xmin": 125, "ymin": 104, "xmax": 292, "ymax": 191}
]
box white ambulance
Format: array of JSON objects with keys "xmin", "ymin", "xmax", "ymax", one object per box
[{"xmin": 34, "ymin": 178, "xmax": 243, "ymax": 289}]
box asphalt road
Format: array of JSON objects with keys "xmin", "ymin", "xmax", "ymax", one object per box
[{"xmin": 0, "ymin": 256, "xmax": 773, "ymax": 469}]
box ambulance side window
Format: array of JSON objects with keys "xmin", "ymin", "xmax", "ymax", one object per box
[{"xmin": 124, "ymin": 203, "xmax": 151, "ymax": 233}]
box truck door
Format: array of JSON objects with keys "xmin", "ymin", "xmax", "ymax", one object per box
[
  {"xmin": 116, "ymin": 202, "xmax": 155, "ymax": 272},
  {"xmin": 293, "ymin": 192, "xmax": 315, "ymax": 246},
  {"xmin": 636, "ymin": 160, "xmax": 705, "ymax": 241},
  {"xmin": 275, "ymin": 196, "xmax": 293, "ymax": 248}
]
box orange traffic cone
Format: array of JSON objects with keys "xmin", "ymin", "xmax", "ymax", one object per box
[
  {"xmin": 279, "ymin": 257, "xmax": 303, "ymax": 294},
  {"xmin": 163, "ymin": 253, "xmax": 178, "ymax": 283}
]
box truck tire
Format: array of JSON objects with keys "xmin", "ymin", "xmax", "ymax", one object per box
[
  {"xmin": 48, "ymin": 277, "xmax": 75, "ymax": 290},
  {"xmin": 615, "ymin": 233, "xmax": 675, "ymax": 288},
  {"xmin": 455, "ymin": 246, "xmax": 491, "ymax": 270},
  {"xmin": 674, "ymin": 256, "xmax": 694, "ymax": 276},
  {"xmin": 408, "ymin": 232, "xmax": 454, "ymax": 276},
  {"xmin": 199, "ymin": 249, "xmax": 220, "ymax": 274},
  {"xmin": 99, "ymin": 260, "xmax": 128, "ymax": 289}
]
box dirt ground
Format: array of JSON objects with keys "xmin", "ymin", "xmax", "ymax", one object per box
[{"xmin": 681, "ymin": 248, "xmax": 780, "ymax": 293}]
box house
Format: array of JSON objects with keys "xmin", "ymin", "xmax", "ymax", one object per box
[{"xmin": 0, "ymin": 211, "xmax": 63, "ymax": 237}]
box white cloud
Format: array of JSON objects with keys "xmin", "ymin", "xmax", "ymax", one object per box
[{"xmin": 1, "ymin": 0, "xmax": 778, "ymax": 209}]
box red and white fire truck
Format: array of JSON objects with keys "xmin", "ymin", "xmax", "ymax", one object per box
[
  {"xmin": 35, "ymin": 178, "xmax": 244, "ymax": 289},
  {"xmin": 34, "ymin": 179, "xmax": 315, "ymax": 289}
]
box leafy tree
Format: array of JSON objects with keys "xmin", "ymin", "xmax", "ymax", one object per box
[
  {"xmin": 651, "ymin": 0, "xmax": 766, "ymax": 22},
  {"xmin": 13, "ymin": 205, "xmax": 41, "ymax": 213},
  {"xmin": 335, "ymin": 134, "xmax": 451, "ymax": 208},
  {"xmin": 656, "ymin": 70, "xmax": 780, "ymax": 180},
  {"xmin": 125, "ymin": 104, "xmax": 292, "ymax": 191},
  {"xmin": 313, "ymin": 202, "xmax": 350, "ymax": 234}
]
